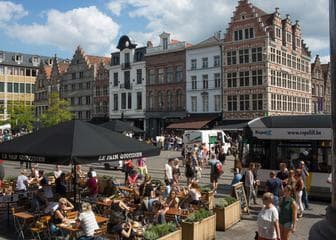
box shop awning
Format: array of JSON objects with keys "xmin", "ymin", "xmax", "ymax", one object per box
[
  {"xmin": 214, "ymin": 122, "xmax": 248, "ymax": 131},
  {"xmin": 166, "ymin": 117, "xmax": 216, "ymax": 130}
]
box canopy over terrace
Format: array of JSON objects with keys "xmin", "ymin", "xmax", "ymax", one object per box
[
  {"xmin": 99, "ymin": 120, "xmax": 144, "ymax": 134},
  {"xmin": 0, "ymin": 120, "xmax": 159, "ymax": 165}
]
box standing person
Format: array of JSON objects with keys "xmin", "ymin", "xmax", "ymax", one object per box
[
  {"xmin": 164, "ymin": 159, "xmax": 174, "ymax": 196},
  {"xmin": 76, "ymin": 202, "xmax": 99, "ymax": 240},
  {"xmin": 253, "ymin": 163, "xmax": 261, "ymax": 204},
  {"xmin": 185, "ymin": 155, "xmax": 195, "ymax": 185},
  {"xmin": 299, "ymin": 161, "xmax": 311, "ymax": 210},
  {"xmin": 54, "ymin": 165, "xmax": 62, "ymax": 179},
  {"xmin": 245, "ymin": 163, "xmax": 256, "ymax": 207},
  {"xmin": 208, "ymin": 154, "xmax": 222, "ymax": 192},
  {"xmin": 276, "ymin": 163, "xmax": 289, "ymax": 188},
  {"xmin": 287, "ymin": 170, "xmax": 296, "ymax": 199},
  {"xmin": 136, "ymin": 157, "xmax": 148, "ymax": 180},
  {"xmin": 279, "ymin": 185, "xmax": 297, "ymax": 240},
  {"xmin": 172, "ymin": 158, "xmax": 181, "ymax": 184},
  {"xmin": 266, "ymin": 171, "xmax": 282, "ymax": 208},
  {"xmin": 124, "ymin": 159, "xmax": 133, "ymax": 185},
  {"xmin": 16, "ymin": 170, "xmax": 30, "ymax": 191},
  {"xmin": 294, "ymin": 169, "xmax": 304, "ymax": 218},
  {"xmin": 217, "ymin": 147, "xmax": 226, "ymax": 165},
  {"xmin": 257, "ymin": 192, "xmax": 280, "ymax": 240}
]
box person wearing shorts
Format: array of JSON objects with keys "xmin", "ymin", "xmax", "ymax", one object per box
[{"xmin": 279, "ymin": 185, "xmax": 297, "ymax": 240}]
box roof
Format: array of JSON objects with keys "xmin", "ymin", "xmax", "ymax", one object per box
[
  {"xmin": 248, "ymin": 115, "xmax": 332, "ymax": 129},
  {"xmin": 86, "ymin": 55, "xmax": 110, "ymax": 66},
  {"xmin": 253, "ymin": 5, "xmax": 268, "ymax": 16},
  {"xmin": 0, "ymin": 50, "xmax": 51, "ymax": 68},
  {"xmin": 57, "ymin": 62, "xmax": 69, "ymax": 73},
  {"xmin": 261, "ymin": 13, "xmax": 275, "ymax": 26},
  {"xmin": 166, "ymin": 117, "xmax": 216, "ymax": 130},
  {"xmin": 188, "ymin": 36, "xmax": 220, "ymax": 50}
]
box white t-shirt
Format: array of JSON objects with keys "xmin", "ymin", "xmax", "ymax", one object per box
[
  {"xmin": 54, "ymin": 170, "xmax": 62, "ymax": 179},
  {"xmin": 189, "ymin": 188, "xmax": 201, "ymax": 201},
  {"xmin": 165, "ymin": 164, "xmax": 173, "ymax": 180},
  {"xmin": 16, "ymin": 175, "xmax": 28, "ymax": 191},
  {"xmin": 79, "ymin": 211, "xmax": 99, "ymax": 237},
  {"xmin": 257, "ymin": 206, "xmax": 279, "ymax": 239}
]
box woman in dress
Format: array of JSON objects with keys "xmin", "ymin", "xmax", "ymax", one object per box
[
  {"xmin": 279, "ymin": 185, "xmax": 297, "ymax": 240},
  {"xmin": 294, "ymin": 169, "xmax": 304, "ymax": 218}
]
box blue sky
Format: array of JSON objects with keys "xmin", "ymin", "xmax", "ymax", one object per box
[{"xmin": 0, "ymin": 0, "xmax": 330, "ymax": 62}]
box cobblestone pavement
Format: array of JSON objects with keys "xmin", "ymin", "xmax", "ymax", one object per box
[{"xmin": 1, "ymin": 151, "xmax": 330, "ymax": 239}]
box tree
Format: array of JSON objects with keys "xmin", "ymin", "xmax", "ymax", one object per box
[
  {"xmin": 40, "ymin": 92, "xmax": 73, "ymax": 127},
  {"xmin": 7, "ymin": 102, "xmax": 35, "ymax": 132}
]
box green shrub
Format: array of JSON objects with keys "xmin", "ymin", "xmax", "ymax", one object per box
[
  {"xmin": 215, "ymin": 196, "xmax": 237, "ymax": 208},
  {"xmin": 144, "ymin": 222, "xmax": 177, "ymax": 240},
  {"xmin": 5, "ymin": 176, "xmax": 16, "ymax": 182},
  {"xmin": 45, "ymin": 172, "xmax": 54, "ymax": 177},
  {"xmin": 185, "ymin": 208, "xmax": 212, "ymax": 223},
  {"xmin": 200, "ymin": 184, "xmax": 212, "ymax": 193}
]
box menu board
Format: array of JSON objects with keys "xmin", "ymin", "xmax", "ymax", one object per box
[{"xmin": 232, "ymin": 182, "xmax": 249, "ymax": 213}]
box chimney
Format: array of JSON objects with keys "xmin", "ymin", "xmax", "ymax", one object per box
[{"xmin": 147, "ymin": 41, "xmax": 153, "ymax": 48}]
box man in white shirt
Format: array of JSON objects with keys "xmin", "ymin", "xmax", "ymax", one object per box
[
  {"xmin": 16, "ymin": 170, "xmax": 29, "ymax": 191},
  {"xmin": 164, "ymin": 159, "xmax": 174, "ymax": 196},
  {"xmin": 53, "ymin": 165, "xmax": 62, "ymax": 179}
]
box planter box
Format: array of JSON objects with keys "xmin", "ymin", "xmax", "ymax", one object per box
[
  {"xmin": 214, "ymin": 201, "xmax": 241, "ymax": 231},
  {"xmin": 182, "ymin": 214, "xmax": 216, "ymax": 240},
  {"xmin": 201, "ymin": 191, "xmax": 215, "ymax": 210},
  {"xmin": 158, "ymin": 229, "xmax": 182, "ymax": 240}
]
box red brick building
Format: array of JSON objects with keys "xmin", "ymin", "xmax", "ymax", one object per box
[
  {"xmin": 223, "ymin": 0, "xmax": 311, "ymax": 121},
  {"xmin": 145, "ymin": 32, "xmax": 188, "ymax": 136}
]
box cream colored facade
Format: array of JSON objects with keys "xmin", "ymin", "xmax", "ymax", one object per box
[
  {"xmin": 0, "ymin": 51, "xmax": 51, "ymax": 120},
  {"xmin": 223, "ymin": 0, "xmax": 311, "ymax": 121}
]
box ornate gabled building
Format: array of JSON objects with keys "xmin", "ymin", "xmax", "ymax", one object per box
[
  {"xmin": 60, "ymin": 46, "xmax": 110, "ymax": 121},
  {"xmin": 93, "ymin": 61, "xmax": 109, "ymax": 118},
  {"xmin": 35, "ymin": 56, "xmax": 69, "ymax": 117},
  {"xmin": 311, "ymin": 55, "xmax": 331, "ymax": 114},
  {"xmin": 223, "ymin": 0, "xmax": 311, "ymax": 121}
]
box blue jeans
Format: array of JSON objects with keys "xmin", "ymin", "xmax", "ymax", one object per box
[
  {"xmin": 302, "ymin": 187, "xmax": 310, "ymax": 209},
  {"xmin": 273, "ymin": 195, "xmax": 279, "ymax": 208}
]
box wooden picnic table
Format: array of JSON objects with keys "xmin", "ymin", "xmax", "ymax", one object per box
[{"xmin": 13, "ymin": 212, "xmax": 35, "ymax": 240}]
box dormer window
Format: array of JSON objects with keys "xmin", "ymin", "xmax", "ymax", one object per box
[
  {"xmin": 33, "ymin": 56, "xmax": 40, "ymax": 64},
  {"xmin": 163, "ymin": 38, "xmax": 168, "ymax": 49},
  {"xmin": 48, "ymin": 58, "xmax": 53, "ymax": 65},
  {"xmin": 15, "ymin": 55, "xmax": 23, "ymax": 63},
  {"xmin": 0, "ymin": 52, "xmax": 3, "ymax": 62}
]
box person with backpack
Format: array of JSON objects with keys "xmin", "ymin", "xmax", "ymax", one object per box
[{"xmin": 208, "ymin": 153, "xmax": 222, "ymax": 193}]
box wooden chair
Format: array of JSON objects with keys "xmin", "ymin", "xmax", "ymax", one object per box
[
  {"xmin": 66, "ymin": 211, "xmax": 78, "ymax": 219},
  {"xmin": 94, "ymin": 223, "xmax": 108, "ymax": 237}
]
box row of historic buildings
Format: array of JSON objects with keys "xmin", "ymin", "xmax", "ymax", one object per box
[{"xmin": 0, "ymin": 0, "xmax": 331, "ymax": 136}]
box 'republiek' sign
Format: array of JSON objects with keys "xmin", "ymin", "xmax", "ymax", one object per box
[
  {"xmin": 252, "ymin": 128, "xmax": 332, "ymax": 140},
  {"xmin": 98, "ymin": 152, "xmax": 143, "ymax": 161}
]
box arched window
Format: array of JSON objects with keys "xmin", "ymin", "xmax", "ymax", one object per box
[
  {"xmin": 148, "ymin": 91, "xmax": 154, "ymax": 110},
  {"xmin": 167, "ymin": 90, "xmax": 173, "ymax": 111},
  {"xmin": 158, "ymin": 91, "xmax": 164, "ymax": 110},
  {"xmin": 176, "ymin": 89, "xmax": 182, "ymax": 110}
]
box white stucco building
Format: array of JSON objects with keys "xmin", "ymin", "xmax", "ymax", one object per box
[
  {"xmin": 109, "ymin": 36, "xmax": 146, "ymax": 130},
  {"xmin": 186, "ymin": 36, "xmax": 223, "ymax": 118}
]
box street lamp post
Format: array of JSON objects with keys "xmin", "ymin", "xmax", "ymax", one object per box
[{"xmin": 309, "ymin": 0, "xmax": 336, "ymax": 238}]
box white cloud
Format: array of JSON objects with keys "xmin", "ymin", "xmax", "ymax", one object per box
[
  {"xmin": 108, "ymin": 0, "xmax": 328, "ymax": 56},
  {"xmin": 0, "ymin": 1, "xmax": 27, "ymax": 24},
  {"xmin": 4, "ymin": 6, "xmax": 119, "ymax": 54},
  {"xmin": 319, "ymin": 55, "xmax": 330, "ymax": 64},
  {"xmin": 107, "ymin": 1, "xmax": 123, "ymax": 16}
]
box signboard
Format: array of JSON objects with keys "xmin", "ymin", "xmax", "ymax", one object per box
[
  {"xmin": 232, "ymin": 182, "xmax": 248, "ymax": 213},
  {"xmin": 252, "ymin": 128, "xmax": 332, "ymax": 140}
]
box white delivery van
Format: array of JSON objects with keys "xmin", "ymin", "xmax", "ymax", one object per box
[{"xmin": 183, "ymin": 130, "xmax": 231, "ymax": 154}]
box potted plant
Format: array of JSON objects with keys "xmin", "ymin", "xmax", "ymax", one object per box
[
  {"xmin": 200, "ymin": 185, "xmax": 215, "ymax": 210},
  {"xmin": 181, "ymin": 208, "xmax": 216, "ymax": 240},
  {"xmin": 144, "ymin": 222, "xmax": 181, "ymax": 240},
  {"xmin": 214, "ymin": 196, "xmax": 240, "ymax": 231}
]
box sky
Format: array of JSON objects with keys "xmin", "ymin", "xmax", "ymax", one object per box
[{"xmin": 0, "ymin": 0, "xmax": 330, "ymax": 63}]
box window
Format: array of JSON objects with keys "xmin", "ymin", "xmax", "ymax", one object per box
[
  {"xmin": 283, "ymin": 95, "xmax": 288, "ymax": 111},
  {"xmin": 227, "ymin": 51, "xmax": 237, "ymax": 65},
  {"xmin": 148, "ymin": 69, "xmax": 155, "ymax": 85},
  {"xmin": 252, "ymin": 94, "xmax": 263, "ymax": 111},
  {"xmin": 79, "ymin": 72, "xmax": 84, "ymax": 79},
  {"xmin": 136, "ymin": 69, "xmax": 142, "ymax": 84},
  {"xmin": 137, "ymin": 92, "xmax": 142, "ymax": 110},
  {"xmin": 86, "ymin": 96, "xmax": 90, "ymax": 105},
  {"xmin": 191, "ymin": 59, "xmax": 197, "ymax": 70},
  {"xmin": 78, "ymin": 97, "xmax": 82, "ymax": 105},
  {"xmin": 239, "ymin": 95, "xmax": 250, "ymax": 111},
  {"xmin": 0, "ymin": 82, "xmax": 5, "ymax": 92},
  {"xmin": 277, "ymin": 95, "xmax": 282, "ymax": 111},
  {"xmin": 292, "ymin": 56, "xmax": 297, "ymax": 69},
  {"xmin": 282, "ymin": 52, "xmax": 286, "ymax": 65},
  {"xmin": 113, "ymin": 72, "xmax": 118, "ymax": 86},
  {"xmin": 214, "ymin": 95, "xmax": 221, "ymax": 111},
  {"xmin": 276, "ymin": 27, "xmax": 281, "ymax": 38},
  {"xmin": 244, "ymin": 28, "xmax": 254, "ymax": 39},
  {"xmin": 167, "ymin": 91, "xmax": 173, "ymax": 111},
  {"xmin": 288, "ymin": 96, "xmax": 293, "ymax": 112},
  {"xmin": 72, "ymin": 73, "xmax": 76, "ymax": 79},
  {"xmin": 121, "ymin": 93, "xmax": 126, "ymax": 109},
  {"xmin": 78, "ymin": 83, "xmax": 83, "ymax": 90},
  {"xmin": 202, "ymin": 75, "xmax": 208, "ymax": 89},
  {"xmin": 158, "ymin": 68, "xmax": 164, "ymax": 84},
  {"xmin": 191, "ymin": 76, "xmax": 197, "ymax": 90},
  {"xmin": 202, "ymin": 58, "xmax": 208, "ymax": 68},
  {"xmin": 124, "ymin": 53, "xmax": 130, "ymax": 64},
  {"xmin": 252, "ymin": 47, "xmax": 262, "ymax": 62},
  {"xmin": 239, "ymin": 71, "xmax": 249, "ymax": 87},
  {"xmin": 202, "ymin": 95, "xmax": 209, "ymax": 112},
  {"xmin": 228, "ymin": 95, "xmax": 237, "ymax": 111},
  {"xmin": 0, "ymin": 53, "xmax": 3, "ymax": 62},
  {"xmin": 296, "ymin": 38, "xmax": 301, "ymax": 48},
  {"xmin": 86, "ymin": 82, "xmax": 90, "ymax": 89},
  {"xmin": 214, "ymin": 56, "xmax": 220, "ymax": 67},
  {"xmin": 158, "ymin": 91, "xmax": 164, "ymax": 108},
  {"xmin": 112, "ymin": 55, "xmax": 119, "ymax": 65},
  {"xmin": 163, "ymin": 38, "xmax": 168, "ymax": 49},
  {"xmin": 239, "ymin": 49, "xmax": 249, "ymax": 64},
  {"xmin": 15, "ymin": 55, "xmax": 22, "ymax": 62},
  {"xmin": 128, "ymin": 93, "xmax": 132, "ymax": 109},
  {"xmin": 234, "ymin": 29, "xmax": 243, "ymax": 41},
  {"xmin": 287, "ymin": 54, "xmax": 291, "ymax": 67},
  {"xmin": 287, "ymin": 33, "xmax": 292, "ymax": 44},
  {"xmin": 176, "ymin": 90, "xmax": 183, "ymax": 109},
  {"xmin": 271, "ymin": 94, "xmax": 276, "ymax": 110},
  {"xmin": 270, "ymin": 48, "xmax": 276, "ymax": 62},
  {"xmin": 124, "ymin": 71, "xmax": 130, "ymax": 89},
  {"xmin": 276, "ymin": 72, "xmax": 281, "ymax": 87},
  {"xmin": 271, "ymin": 70, "xmax": 276, "ymax": 85},
  {"xmin": 14, "ymin": 83, "xmax": 19, "ymax": 93},
  {"xmin": 85, "ymin": 111, "xmax": 90, "ymax": 120},
  {"xmin": 167, "ymin": 66, "xmax": 174, "ymax": 83},
  {"xmin": 7, "ymin": 83, "xmax": 13, "ymax": 92},
  {"xmin": 252, "ymin": 70, "xmax": 262, "ymax": 85},
  {"xmin": 0, "ymin": 66, "xmax": 3, "ymax": 75},
  {"xmin": 113, "ymin": 94, "xmax": 118, "ymax": 111},
  {"xmin": 214, "ymin": 73, "xmax": 221, "ymax": 88},
  {"xmin": 148, "ymin": 92, "xmax": 154, "ymax": 110},
  {"xmin": 276, "ymin": 50, "xmax": 281, "ymax": 64},
  {"xmin": 71, "ymin": 84, "xmax": 75, "ymax": 91},
  {"xmin": 78, "ymin": 111, "xmax": 82, "ymax": 120},
  {"xmin": 176, "ymin": 66, "xmax": 183, "ymax": 82},
  {"xmin": 71, "ymin": 97, "xmax": 75, "ymax": 106},
  {"xmin": 227, "ymin": 72, "xmax": 237, "ymax": 88},
  {"xmin": 191, "ymin": 96, "xmax": 197, "ymax": 112},
  {"xmin": 26, "ymin": 84, "xmax": 31, "ymax": 93},
  {"xmin": 282, "ymin": 73, "xmax": 287, "ymax": 88}
]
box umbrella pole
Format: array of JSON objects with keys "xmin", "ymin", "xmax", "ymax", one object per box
[{"xmin": 73, "ymin": 162, "xmax": 77, "ymax": 209}]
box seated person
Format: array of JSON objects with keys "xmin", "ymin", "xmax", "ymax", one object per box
[
  {"xmin": 41, "ymin": 178, "xmax": 54, "ymax": 200},
  {"xmin": 50, "ymin": 198, "xmax": 74, "ymax": 235},
  {"xmin": 103, "ymin": 179, "xmax": 117, "ymax": 197},
  {"xmin": 165, "ymin": 191, "xmax": 180, "ymax": 209},
  {"xmin": 86, "ymin": 172, "xmax": 98, "ymax": 199},
  {"xmin": 108, "ymin": 217, "xmax": 135, "ymax": 239},
  {"xmin": 109, "ymin": 199, "xmax": 131, "ymax": 224},
  {"xmin": 76, "ymin": 202, "xmax": 99, "ymax": 240},
  {"xmin": 142, "ymin": 190, "xmax": 168, "ymax": 224},
  {"xmin": 55, "ymin": 173, "xmax": 67, "ymax": 197},
  {"xmin": 170, "ymin": 180, "xmax": 181, "ymax": 193},
  {"xmin": 188, "ymin": 182, "xmax": 202, "ymax": 206},
  {"xmin": 127, "ymin": 169, "xmax": 139, "ymax": 187},
  {"xmin": 139, "ymin": 175, "xmax": 154, "ymax": 198}
]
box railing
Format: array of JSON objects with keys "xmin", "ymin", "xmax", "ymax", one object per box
[{"xmin": 121, "ymin": 62, "xmax": 131, "ymax": 70}]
